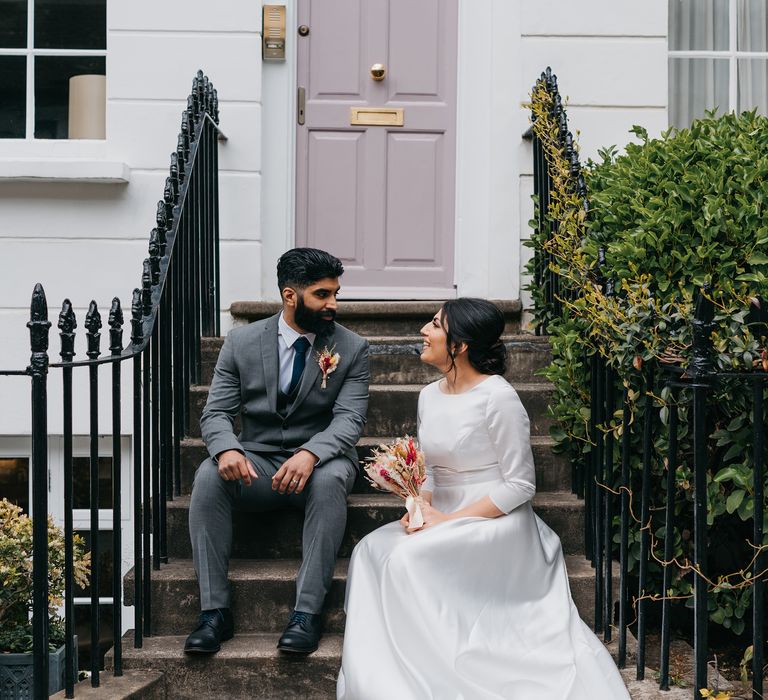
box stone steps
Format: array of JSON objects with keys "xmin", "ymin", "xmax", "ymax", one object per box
[
  {"xmin": 111, "ymin": 297, "xmax": 618, "ymax": 698},
  {"xmin": 186, "ymin": 382, "xmax": 555, "ymax": 440},
  {"xmin": 124, "ymin": 555, "xmax": 603, "ymax": 637},
  {"xmin": 178, "ymin": 434, "xmax": 570, "ymax": 495},
  {"xmin": 200, "ymin": 334, "xmax": 551, "ymax": 387},
  {"xmin": 163, "ymin": 492, "xmax": 585, "ymax": 560}
]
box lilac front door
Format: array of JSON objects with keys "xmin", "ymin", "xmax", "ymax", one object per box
[{"xmin": 296, "ymin": 0, "xmax": 458, "ymax": 298}]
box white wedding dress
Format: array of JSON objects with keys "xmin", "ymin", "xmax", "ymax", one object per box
[{"xmin": 337, "ymin": 375, "xmax": 629, "ymax": 700}]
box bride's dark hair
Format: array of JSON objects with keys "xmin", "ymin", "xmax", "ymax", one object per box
[{"xmin": 439, "ymin": 298, "xmax": 507, "ymax": 376}]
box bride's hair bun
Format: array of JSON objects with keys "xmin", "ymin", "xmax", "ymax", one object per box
[{"xmin": 440, "ymin": 298, "xmax": 507, "ymax": 376}]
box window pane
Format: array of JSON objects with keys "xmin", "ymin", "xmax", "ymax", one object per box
[
  {"xmin": 74, "ymin": 529, "xmax": 114, "ymax": 597},
  {"xmin": 669, "ymin": 57, "xmax": 730, "ymax": 128},
  {"xmin": 0, "ymin": 56, "xmax": 26, "ymax": 138},
  {"xmin": 34, "ymin": 0, "xmax": 106, "ymax": 49},
  {"xmin": 669, "ymin": 0, "xmax": 729, "ymax": 51},
  {"xmin": 72, "ymin": 455, "xmax": 112, "ymax": 509},
  {"xmin": 0, "ymin": 0, "xmax": 27, "ymax": 48},
  {"xmin": 74, "ymin": 604, "xmax": 114, "ymax": 671},
  {"xmin": 0, "ymin": 457, "xmax": 30, "ymax": 512},
  {"xmin": 738, "ymin": 59, "xmax": 768, "ymax": 115},
  {"xmin": 34, "ymin": 55, "xmax": 105, "ymax": 139},
  {"xmin": 738, "ymin": 0, "xmax": 768, "ymax": 50}
]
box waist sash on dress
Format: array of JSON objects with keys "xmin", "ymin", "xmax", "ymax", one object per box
[{"xmin": 432, "ymin": 464, "xmax": 501, "ymax": 487}]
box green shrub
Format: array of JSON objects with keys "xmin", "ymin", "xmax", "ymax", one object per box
[
  {"xmin": 527, "ymin": 98, "xmax": 768, "ymax": 636},
  {"xmin": 0, "ymin": 499, "xmax": 90, "ymax": 653}
]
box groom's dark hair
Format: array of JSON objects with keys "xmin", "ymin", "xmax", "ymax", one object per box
[{"xmin": 277, "ymin": 248, "xmax": 344, "ymax": 291}]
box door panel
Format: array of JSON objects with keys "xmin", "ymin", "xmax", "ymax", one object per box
[
  {"xmin": 386, "ymin": 133, "xmax": 441, "ymax": 264},
  {"xmin": 388, "ymin": 0, "xmax": 441, "ymax": 98},
  {"xmin": 297, "ymin": 0, "xmax": 458, "ymax": 297},
  {"xmin": 306, "ymin": 131, "xmax": 364, "ymax": 265},
  {"xmin": 307, "ymin": 0, "xmax": 364, "ymax": 98}
]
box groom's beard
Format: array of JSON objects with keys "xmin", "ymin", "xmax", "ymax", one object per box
[{"xmin": 294, "ymin": 295, "xmax": 336, "ymax": 335}]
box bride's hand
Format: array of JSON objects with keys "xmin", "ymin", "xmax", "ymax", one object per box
[
  {"xmin": 399, "ymin": 511, "xmax": 413, "ymax": 532},
  {"xmin": 420, "ymin": 502, "xmax": 451, "ymax": 529}
]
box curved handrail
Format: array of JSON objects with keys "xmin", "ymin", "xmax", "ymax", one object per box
[{"xmin": 2, "ymin": 69, "xmax": 224, "ymax": 699}]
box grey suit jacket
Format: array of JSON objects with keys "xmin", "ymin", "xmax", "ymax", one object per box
[{"xmin": 201, "ymin": 313, "xmax": 370, "ymax": 467}]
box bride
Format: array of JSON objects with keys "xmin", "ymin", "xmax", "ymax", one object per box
[{"xmin": 337, "ymin": 298, "xmax": 629, "ymax": 699}]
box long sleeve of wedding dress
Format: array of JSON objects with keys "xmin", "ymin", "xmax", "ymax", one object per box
[
  {"xmin": 337, "ymin": 375, "xmax": 629, "ymax": 700},
  {"xmin": 484, "ymin": 385, "xmax": 536, "ymax": 512}
]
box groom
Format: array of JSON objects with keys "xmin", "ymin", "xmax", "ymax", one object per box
[{"xmin": 184, "ymin": 248, "xmax": 369, "ymax": 655}]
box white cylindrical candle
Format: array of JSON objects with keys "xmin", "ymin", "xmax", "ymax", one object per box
[{"xmin": 68, "ymin": 74, "xmax": 106, "ymax": 139}]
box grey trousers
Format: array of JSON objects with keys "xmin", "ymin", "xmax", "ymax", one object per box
[{"xmin": 189, "ymin": 451, "xmax": 357, "ymax": 615}]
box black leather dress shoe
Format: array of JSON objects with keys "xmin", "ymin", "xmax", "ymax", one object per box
[
  {"xmin": 183, "ymin": 608, "xmax": 234, "ymax": 654},
  {"xmin": 276, "ymin": 610, "xmax": 322, "ymax": 654}
]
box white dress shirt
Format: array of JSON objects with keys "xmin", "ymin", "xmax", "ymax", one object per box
[{"xmin": 277, "ymin": 312, "xmax": 316, "ymax": 395}]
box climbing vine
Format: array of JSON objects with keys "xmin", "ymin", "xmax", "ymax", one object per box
[{"xmin": 526, "ymin": 90, "xmax": 768, "ymax": 638}]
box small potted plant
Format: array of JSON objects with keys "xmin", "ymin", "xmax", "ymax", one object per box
[{"xmin": 0, "ymin": 498, "xmax": 90, "ymax": 698}]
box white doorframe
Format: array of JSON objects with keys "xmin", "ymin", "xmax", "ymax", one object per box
[
  {"xmin": 260, "ymin": 0, "xmax": 299, "ymax": 301},
  {"xmin": 260, "ymin": 0, "xmax": 521, "ymax": 302}
]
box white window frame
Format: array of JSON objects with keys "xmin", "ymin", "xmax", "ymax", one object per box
[
  {"xmin": 668, "ymin": 0, "xmax": 768, "ymax": 113},
  {"xmin": 47, "ymin": 435, "xmax": 134, "ymax": 633},
  {"xmin": 0, "ymin": 0, "xmax": 106, "ymax": 141}
]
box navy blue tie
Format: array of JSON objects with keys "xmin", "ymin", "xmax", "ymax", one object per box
[{"xmin": 289, "ymin": 336, "xmax": 311, "ymax": 394}]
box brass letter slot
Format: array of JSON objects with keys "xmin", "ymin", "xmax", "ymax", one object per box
[{"xmin": 349, "ymin": 107, "xmax": 404, "ymax": 127}]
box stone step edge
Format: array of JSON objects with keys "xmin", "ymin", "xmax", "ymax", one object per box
[
  {"xmin": 188, "ymin": 382, "xmax": 553, "ymax": 394},
  {"xmin": 180, "ymin": 434, "xmax": 562, "ymax": 450},
  {"xmin": 230, "ymin": 300, "xmax": 522, "ymax": 321},
  {"xmin": 126, "ymin": 553, "xmax": 596, "ymax": 585},
  {"xmin": 202, "ymin": 334, "xmax": 550, "ymax": 346},
  {"xmin": 117, "ymin": 631, "xmax": 344, "ymax": 660},
  {"xmin": 113, "ymin": 633, "xmax": 631, "ymax": 696},
  {"xmin": 164, "ymin": 491, "xmax": 583, "ymax": 510},
  {"xmin": 50, "ymin": 670, "xmax": 164, "ymax": 700}
]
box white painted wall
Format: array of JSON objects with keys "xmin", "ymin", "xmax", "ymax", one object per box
[{"xmin": 0, "ymin": 0, "xmax": 264, "ymax": 434}]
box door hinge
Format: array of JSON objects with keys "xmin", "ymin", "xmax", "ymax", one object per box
[{"xmin": 297, "ymin": 86, "xmax": 306, "ymax": 125}]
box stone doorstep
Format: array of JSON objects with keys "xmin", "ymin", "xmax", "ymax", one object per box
[
  {"xmin": 49, "ymin": 669, "xmax": 164, "ymax": 700},
  {"xmin": 162, "ymin": 492, "xmax": 585, "ymax": 560},
  {"xmin": 177, "ymin": 434, "xmax": 571, "ymax": 495},
  {"xmin": 123, "ymin": 555, "xmax": 608, "ymax": 636},
  {"xmin": 186, "ymin": 382, "xmax": 556, "ymax": 440}
]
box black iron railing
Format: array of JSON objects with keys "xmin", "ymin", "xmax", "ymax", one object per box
[
  {"xmin": 0, "ymin": 70, "xmax": 223, "ymax": 699},
  {"xmin": 528, "ymin": 68, "xmax": 766, "ymax": 699},
  {"xmin": 583, "ymin": 292, "xmax": 766, "ymax": 698},
  {"xmin": 526, "ymin": 67, "xmax": 587, "ymax": 336}
]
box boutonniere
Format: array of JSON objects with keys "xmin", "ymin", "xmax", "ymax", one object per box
[{"xmin": 317, "ymin": 346, "xmax": 341, "ymax": 389}]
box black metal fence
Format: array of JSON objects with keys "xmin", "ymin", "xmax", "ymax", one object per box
[
  {"xmin": 528, "ymin": 67, "xmax": 587, "ymax": 337},
  {"xmin": 528, "ymin": 68, "xmax": 766, "ymax": 699},
  {"xmin": 0, "ymin": 70, "xmax": 223, "ymax": 699}
]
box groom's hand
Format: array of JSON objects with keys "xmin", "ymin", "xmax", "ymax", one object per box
[
  {"xmin": 216, "ymin": 450, "xmax": 258, "ymax": 486},
  {"xmin": 272, "ymin": 449, "xmax": 317, "ymax": 495}
]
